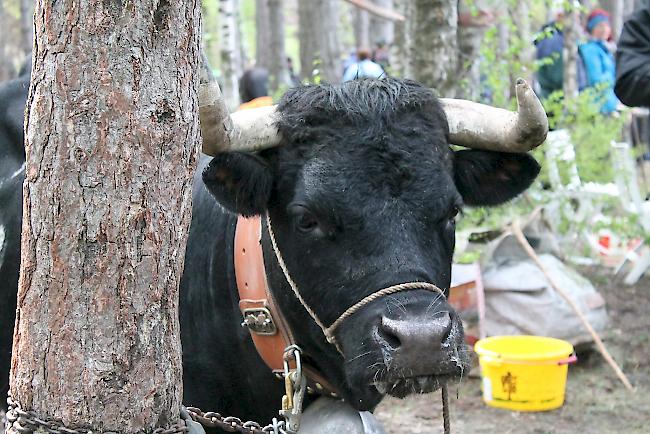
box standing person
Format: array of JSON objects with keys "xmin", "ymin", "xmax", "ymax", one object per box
[
  {"xmin": 615, "ymin": 4, "xmax": 650, "ymax": 107},
  {"xmin": 342, "ymin": 48, "xmax": 385, "ymax": 82},
  {"xmin": 286, "ymin": 57, "xmax": 301, "ymax": 87},
  {"xmin": 238, "ymin": 67, "xmax": 273, "ymax": 110},
  {"xmin": 579, "ymin": 9, "xmax": 620, "ymax": 114},
  {"xmin": 534, "ymin": 9, "xmax": 567, "ymax": 99},
  {"xmin": 371, "ymin": 40, "xmax": 390, "ymax": 70}
]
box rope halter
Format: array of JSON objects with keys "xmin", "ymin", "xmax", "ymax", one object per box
[{"xmin": 264, "ymin": 213, "xmax": 446, "ymax": 354}]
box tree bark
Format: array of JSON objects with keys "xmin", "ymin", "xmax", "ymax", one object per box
[
  {"xmin": 411, "ymin": 0, "xmax": 459, "ymax": 96},
  {"xmin": 512, "ymin": 0, "xmax": 534, "ymax": 88},
  {"xmin": 563, "ymin": 4, "xmax": 580, "ymax": 98},
  {"xmin": 220, "ymin": 0, "xmax": 244, "ymax": 109},
  {"xmin": 496, "ymin": 16, "xmax": 511, "ymax": 102},
  {"xmin": 392, "ymin": 0, "xmax": 413, "ymax": 78},
  {"xmin": 298, "ymin": 0, "xmax": 317, "ymax": 79},
  {"xmin": 19, "ymin": 0, "xmax": 34, "ymax": 57},
  {"xmin": 0, "ymin": 0, "xmax": 11, "ymax": 81},
  {"xmin": 369, "ymin": 0, "xmax": 394, "ymax": 46},
  {"xmin": 268, "ymin": 0, "xmax": 289, "ymax": 93},
  {"xmin": 8, "ymin": 1, "xmax": 201, "ymax": 432},
  {"xmin": 354, "ymin": 8, "xmax": 371, "ymax": 49},
  {"xmin": 256, "ymin": 0, "xmax": 271, "ymax": 68},
  {"xmin": 298, "ymin": 0, "xmax": 342, "ymax": 83}
]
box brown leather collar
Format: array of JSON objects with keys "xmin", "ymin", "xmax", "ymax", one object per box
[{"xmin": 235, "ymin": 216, "xmax": 340, "ymax": 396}]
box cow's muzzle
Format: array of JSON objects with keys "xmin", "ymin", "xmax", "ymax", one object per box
[{"xmin": 368, "ymin": 298, "xmax": 470, "ymax": 398}]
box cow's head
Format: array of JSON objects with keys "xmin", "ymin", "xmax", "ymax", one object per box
[{"xmin": 199, "ymin": 78, "xmax": 546, "ymax": 410}]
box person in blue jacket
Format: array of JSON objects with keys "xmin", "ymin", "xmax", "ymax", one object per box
[
  {"xmin": 342, "ymin": 49, "xmax": 385, "ymax": 82},
  {"xmin": 578, "ymin": 9, "xmax": 620, "ymax": 114}
]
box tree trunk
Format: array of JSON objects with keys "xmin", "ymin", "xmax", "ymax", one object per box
[
  {"xmin": 7, "ymin": 1, "xmax": 201, "ymax": 432},
  {"xmin": 496, "ymin": 17, "xmax": 511, "ymax": 103},
  {"xmin": 236, "ymin": 1, "xmax": 249, "ymax": 74},
  {"xmin": 298, "ymin": 0, "xmax": 342, "ymax": 83},
  {"xmin": 268, "ymin": 0, "xmax": 289, "ymax": 93},
  {"xmin": 392, "ymin": 0, "xmax": 413, "ymax": 78},
  {"xmin": 298, "ymin": 0, "xmax": 318, "ymax": 79},
  {"xmin": 512, "ymin": 0, "xmax": 534, "ymax": 87},
  {"xmin": 19, "ymin": 0, "xmax": 34, "ymax": 57},
  {"xmin": 220, "ymin": 0, "xmax": 244, "ymax": 109},
  {"xmin": 0, "ymin": 0, "xmax": 11, "ymax": 81},
  {"xmin": 411, "ymin": 0, "xmax": 459, "ymax": 96},
  {"xmin": 563, "ymin": 5, "xmax": 580, "ymax": 98},
  {"xmin": 256, "ymin": 0, "xmax": 271, "ymax": 68},
  {"xmin": 369, "ymin": 0, "xmax": 394, "ymax": 46},
  {"xmin": 318, "ymin": 0, "xmax": 343, "ymax": 84},
  {"xmin": 354, "ymin": 8, "xmax": 371, "ymax": 49}
]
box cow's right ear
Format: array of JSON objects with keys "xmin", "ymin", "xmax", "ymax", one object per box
[{"xmin": 202, "ymin": 153, "xmax": 273, "ymax": 217}]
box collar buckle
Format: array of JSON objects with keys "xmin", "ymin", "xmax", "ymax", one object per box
[{"xmin": 241, "ymin": 307, "xmax": 278, "ymax": 335}]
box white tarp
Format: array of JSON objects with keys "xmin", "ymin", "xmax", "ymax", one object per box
[{"xmin": 482, "ymin": 253, "xmax": 609, "ymax": 346}]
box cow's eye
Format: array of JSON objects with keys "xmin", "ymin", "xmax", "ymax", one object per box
[
  {"xmin": 288, "ymin": 204, "xmax": 321, "ymax": 234},
  {"xmin": 448, "ymin": 206, "xmax": 460, "ymax": 224}
]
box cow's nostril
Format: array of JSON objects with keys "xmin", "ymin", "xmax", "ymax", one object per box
[
  {"xmin": 377, "ymin": 317, "xmax": 402, "ymax": 349},
  {"xmin": 438, "ymin": 312, "xmax": 452, "ymax": 342}
]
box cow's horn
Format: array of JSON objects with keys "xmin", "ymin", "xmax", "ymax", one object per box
[
  {"xmin": 198, "ymin": 81, "xmax": 281, "ymax": 156},
  {"xmin": 441, "ymin": 78, "xmax": 548, "ymax": 153}
]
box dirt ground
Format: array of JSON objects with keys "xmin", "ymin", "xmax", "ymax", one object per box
[{"xmin": 375, "ymin": 266, "xmax": 650, "ymax": 434}]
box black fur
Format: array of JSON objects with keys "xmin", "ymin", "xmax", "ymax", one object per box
[
  {"xmin": 202, "ymin": 153, "xmax": 273, "ymax": 217},
  {"xmin": 453, "ymin": 150, "xmax": 541, "ymax": 206}
]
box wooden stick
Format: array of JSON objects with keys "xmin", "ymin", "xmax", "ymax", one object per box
[{"xmin": 511, "ymin": 220, "xmax": 635, "ymax": 392}]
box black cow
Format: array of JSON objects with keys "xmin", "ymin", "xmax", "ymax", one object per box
[
  {"xmin": 0, "ymin": 70, "xmax": 29, "ymax": 406},
  {"xmin": 0, "ymin": 77, "xmax": 540, "ymax": 429}
]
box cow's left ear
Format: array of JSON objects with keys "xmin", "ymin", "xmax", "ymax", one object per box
[
  {"xmin": 202, "ymin": 152, "xmax": 273, "ymax": 217},
  {"xmin": 453, "ymin": 150, "xmax": 540, "ymax": 206}
]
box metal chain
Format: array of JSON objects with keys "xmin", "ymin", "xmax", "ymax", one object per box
[
  {"xmin": 184, "ymin": 407, "xmax": 287, "ymax": 434},
  {"xmin": 4, "ymin": 396, "xmax": 287, "ymax": 434}
]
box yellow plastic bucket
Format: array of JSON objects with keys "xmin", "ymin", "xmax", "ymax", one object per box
[{"xmin": 474, "ymin": 335, "xmax": 576, "ymax": 411}]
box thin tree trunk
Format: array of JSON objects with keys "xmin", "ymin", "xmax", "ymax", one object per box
[
  {"xmin": 298, "ymin": 0, "xmax": 318, "ymax": 79},
  {"xmin": 268, "ymin": 0, "xmax": 289, "ymax": 93},
  {"xmin": 369, "ymin": 0, "xmax": 394, "ymax": 46},
  {"xmin": 7, "ymin": 1, "xmax": 201, "ymax": 432},
  {"xmin": 0, "ymin": 0, "xmax": 12, "ymax": 81},
  {"xmin": 513, "ymin": 0, "xmax": 534, "ymax": 87},
  {"xmin": 319, "ymin": 0, "xmax": 342, "ymax": 83},
  {"xmin": 236, "ymin": 1, "xmax": 249, "ymax": 74},
  {"xmin": 497, "ymin": 18, "xmax": 511, "ymax": 102},
  {"xmin": 563, "ymin": 5, "xmax": 580, "ymax": 98},
  {"xmin": 298, "ymin": 0, "xmax": 342, "ymax": 83},
  {"xmin": 19, "ymin": 0, "xmax": 34, "ymax": 57},
  {"xmin": 354, "ymin": 8, "xmax": 371, "ymax": 49},
  {"xmin": 411, "ymin": 0, "xmax": 458, "ymax": 96},
  {"xmin": 391, "ymin": 0, "xmax": 413, "ymax": 78},
  {"xmin": 220, "ymin": 0, "xmax": 244, "ymax": 109},
  {"xmin": 256, "ymin": 0, "xmax": 271, "ymax": 68}
]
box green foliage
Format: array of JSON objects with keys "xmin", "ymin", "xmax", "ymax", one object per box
[
  {"xmin": 463, "ymin": 0, "xmax": 647, "ymax": 258},
  {"xmin": 543, "ymin": 88, "xmax": 628, "ymax": 184}
]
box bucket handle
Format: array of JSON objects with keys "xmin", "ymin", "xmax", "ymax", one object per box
[{"xmin": 557, "ymin": 354, "xmax": 578, "ymax": 365}]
